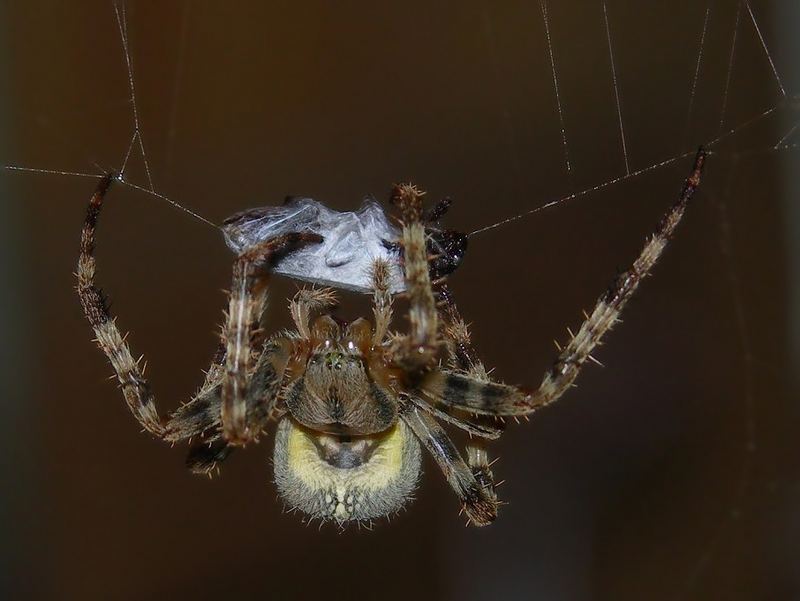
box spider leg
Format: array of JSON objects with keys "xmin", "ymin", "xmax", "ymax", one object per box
[
  {"xmin": 431, "ymin": 281, "xmax": 503, "ymax": 496},
  {"xmin": 391, "ymin": 184, "xmax": 439, "ymax": 374},
  {"xmin": 180, "ymin": 338, "xmax": 294, "ymax": 474},
  {"xmin": 221, "ymin": 233, "xmax": 322, "ymax": 445},
  {"xmin": 370, "ymin": 258, "xmax": 394, "ymax": 345},
  {"xmin": 435, "ymin": 282, "xmax": 486, "ymax": 375},
  {"xmin": 377, "ymin": 250, "xmax": 501, "ymax": 435},
  {"xmin": 76, "ymin": 175, "xmax": 293, "ymax": 448},
  {"xmin": 289, "ymin": 287, "xmax": 338, "ymax": 338},
  {"xmin": 76, "ymin": 174, "xmax": 166, "ymax": 437},
  {"xmin": 185, "ymin": 438, "xmax": 233, "ymax": 474},
  {"xmin": 420, "ymin": 148, "xmax": 707, "ymax": 417},
  {"xmin": 466, "ymin": 441, "xmax": 498, "ymax": 510},
  {"xmin": 406, "ymin": 395, "xmax": 502, "ymax": 439},
  {"xmin": 145, "ymin": 341, "xmax": 225, "ymax": 442},
  {"xmin": 400, "ymin": 402, "xmax": 497, "ymax": 526}
]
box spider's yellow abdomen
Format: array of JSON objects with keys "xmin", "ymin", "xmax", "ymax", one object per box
[{"xmin": 273, "ymin": 417, "xmax": 421, "ymax": 524}]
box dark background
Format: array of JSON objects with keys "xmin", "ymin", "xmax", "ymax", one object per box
[{"xmin": 1, "ymin": 1, "xmax": 797, "ymax": 599}]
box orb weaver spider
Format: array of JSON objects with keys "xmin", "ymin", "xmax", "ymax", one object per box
[{"xmin": 76, "ymin": 148, "xmax": 704, "ymax": 527}]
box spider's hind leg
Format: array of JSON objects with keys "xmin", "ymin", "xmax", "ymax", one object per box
[
  {"xmin": 77, "ymin": 175, "xmax": 237, "ymax": 442},
  {"xmin": 432, "ymin": 282, "xmax": 503, "ymax": 505},
  {"xmin": 466, "ymin": 442, "xmax": 499, "ymax": 510},
  {"xmin": 400, "ymin": 403, "xmax": 498, "ymax": 526},
  {"xmin": 174, "ymin": 337, "xmax": 295, "ymax": 474},
  {"xmin": 186, "ymin": 438, "xmax": 234, "ymax": 475}
]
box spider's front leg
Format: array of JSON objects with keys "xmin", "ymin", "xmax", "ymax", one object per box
[
  {"xmin": 77, "ymin": 174, "xmax": 165, "ymax": 436},
  {"xmin": 391, "ymin": 184, "xmax": 439, "ymax": 374},
  {"xmin": 420, "ymin": 148, "xmax": 707, "ymax": 417},
  {"xmin": 221, "ymin": 232, "xmax": 322, "ymax": 445},
  {"xmin": 77, "ymin": 174, "xmax": 226, "ymax": 438}
]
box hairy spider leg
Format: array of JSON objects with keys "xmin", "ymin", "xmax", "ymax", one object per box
[
  {"xmin": 180, "ymin": 339, "xmax": 295, "ymax": 474},
  {"xmin": 289, "ymin": 287, "xmax": 339, "ymax": 339},
  {"xmin": 77, "ymin": 173, "xmax": 222, "ymax": 438},
  {"xmin": 370, "ymin": 258, "xmax": 394, "ymax": 345},
  {"xmin": 399, "ymin": 403, "xmax": 498, "ymax": 526},
  {"xmin": 221, "ymin": 233, "xmax": 322, "ymax": 445},
  {"xmin": 432, "ymin": 281, "xmax": 502, "ymax": 514},
  {"xmin": 420, "ymin": 148, "xmax": 707, "ymax": 417},
  {"xmin": 385, "ymin": 191, "xmax": 500, "ymax": 525},
  {"xmin": 390, "ymin": 184, "xmax": 439, "ymax": 374},
  {"xmin": 76, "ymin": 173, "xmax": 315, "ymax": 468}
]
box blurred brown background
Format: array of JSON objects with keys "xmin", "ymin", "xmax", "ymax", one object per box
[{"xmin": 1, "ymin": 1, "xmax": 797, "ymax": 599}]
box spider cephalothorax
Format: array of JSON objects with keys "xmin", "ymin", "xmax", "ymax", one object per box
[
  {"xmin": 77, "ymin": 150, "xmax": 704, "ymax": 527},
  {"xmin": 274, "ymin": 314, "xmax": 424, "ymax": 522},
  {"xmin": 283, "ymin": 316, "xmax": 397, "ymax": 436}
]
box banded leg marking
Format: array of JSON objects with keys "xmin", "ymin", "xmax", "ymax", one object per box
[
  {"xmin": 392, "ymin": 184, "xmax": 438, "ymax": 373},
  {"xmin": 222, "ymin": 233, "xmax": 321, "ymax": 445},
  {"xmin": 423, "ymin": 149, "xmax": 706, "ymax": 417},
  {"xmin": 182, "ymin": 339, "xmax": 293, "ymax": 473},
  {"xmin": 525, "ymin": 148, "xmax": 707, "ymax": 412},
  {"xmin": 400, "ymin": 403, "xmax": 497, "ymax": 526},
  {"xmin": 76, "ymin": 174, "xmax": 164, "ymax": 436}
]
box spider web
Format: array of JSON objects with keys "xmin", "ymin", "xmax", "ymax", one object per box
[{"xmin": 1, "ymin": 1, "xmax": 797, "ymax": 599}]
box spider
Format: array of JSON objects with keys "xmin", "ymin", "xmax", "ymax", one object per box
[{"xmin": 76, "ymin": 149, "xmax": 705, "ymax": 527}]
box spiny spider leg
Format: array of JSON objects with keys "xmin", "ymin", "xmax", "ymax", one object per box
[
  {"xmin": 406, "ymin": 395, "xmax": 502, "ymax": 439},
  {"xmin": 221, "ymin": 232, "xmax": 322, "ymax": 445},
  {"xmin": 371, "ymin": 207, "xmax": 500, "ymax": 518},
  {"xmin": 399, "ymin": 402, "xmax": 498, "ymax": 526},
  {"xmin": 391, "ymin": 184, "xmax": 439, "ymax": 374},
  {"xmin": 435, "ymin": 282, "xmax": 485, "ymax": 375},
  {"xmin": 289, "ymin": 287, "xmax": 338, "ymax": 338},
  {"xmin": 370, "ymin": 258, "xmax": 394, "ymax": 345},
  {"xmin": 181, "ymin": 338, "xmax": 294, "ymax": 474},
  {"xmin": 166, "ymin": 339, "xmax": 291, "ymax": 440},
  {"xmin": 420, "ymin": 148, "xmax": 707, "ymax": 417},
  {"xmin": 371, "ymin": 240, "xmax": 501, "ymax": 440},
  {"xmin": 76, "ymin": 173, "xmax": 318, "ymax": 454},
  {"xmin": 433, "ymin": 281, "xmax": 502, "ymax": 503},
  {"xmin": 391, "ymin": 192, "xmax": 503, "ymax": 508},
  {"xmin": 162, "ymin": 341, "xmax": 226, "ymax": 442},
  {"xmin": 76, "ymin": 174, "xmax": 166, "ymax": 437}
]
